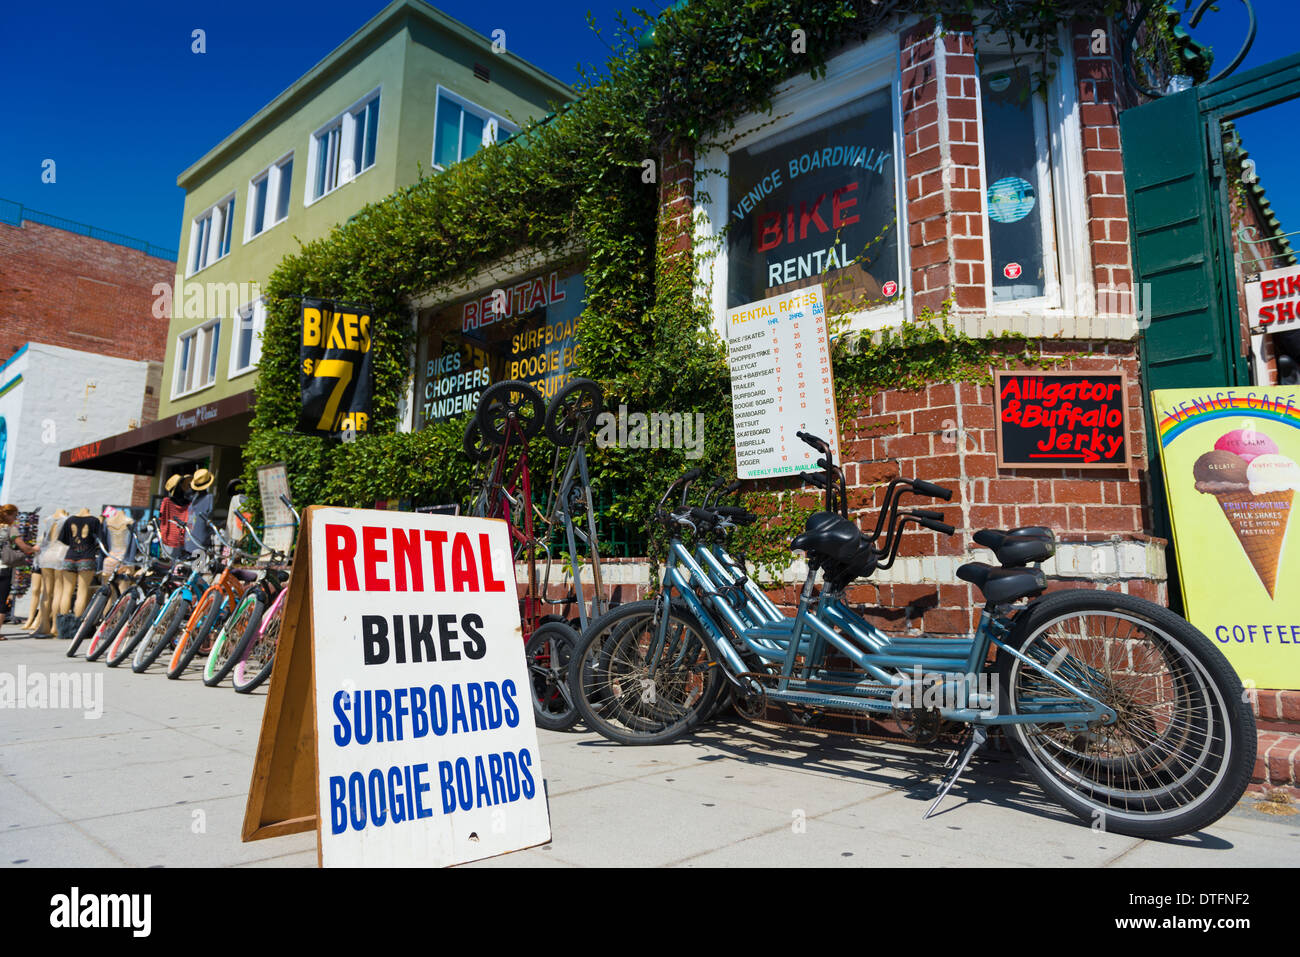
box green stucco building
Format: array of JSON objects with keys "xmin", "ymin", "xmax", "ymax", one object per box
[{"xmin": 64, "ymin": 0, "xmax": 571, "ymax": 508}]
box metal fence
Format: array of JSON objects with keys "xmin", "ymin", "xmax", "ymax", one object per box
[{"xmin": 0, "ymin": 198, "xmax": 177, "ymax": 262}]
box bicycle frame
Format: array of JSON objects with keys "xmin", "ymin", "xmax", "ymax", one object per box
[{"xmin": 649, "ymin": 530, "xmax": 1115, "ymax": 729}]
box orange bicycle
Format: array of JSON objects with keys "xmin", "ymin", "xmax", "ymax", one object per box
[{"xmin": 164, "ymin": 519, "xmax": 260, "ymax": 679}]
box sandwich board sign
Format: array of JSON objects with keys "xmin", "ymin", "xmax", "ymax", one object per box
[{"xmin": 241, "ymin": 505, "xmax": 551, "ymax": 866}]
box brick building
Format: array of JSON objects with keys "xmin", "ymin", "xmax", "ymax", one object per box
[
  {"xmin": 654, "ymin": 16, "xmax": 1166, "ymax": 632},
  {"xmin": 0, "ymin": 201, "xmax": 173, "ymax": 514}
]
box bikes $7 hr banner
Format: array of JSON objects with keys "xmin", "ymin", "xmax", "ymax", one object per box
[{"xmin": 299, "ymin": 298, "xmax": 375, "ymax": 438}]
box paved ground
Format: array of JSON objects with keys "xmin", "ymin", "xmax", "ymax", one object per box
[{"xmin": 2, "ymin": 623, "xmax": 1297, "ymax": 868}]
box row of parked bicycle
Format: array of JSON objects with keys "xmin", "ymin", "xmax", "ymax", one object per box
[{"xmin": 63, "ymin": 502, "xmax": 299, "ymax": 693}]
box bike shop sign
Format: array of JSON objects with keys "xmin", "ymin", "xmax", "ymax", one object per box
[
  {"xmin": 311, "ymin": 508, "xmax": 549, "ymax": 866},
  {"xmin": 1244, "ymin": 263, "xmax": 1300, "ymax": 333}
]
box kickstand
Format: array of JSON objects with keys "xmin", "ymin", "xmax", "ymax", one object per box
[{"xmin": 924, "ymin": 726, "xmax": 988, "ymax": 820}]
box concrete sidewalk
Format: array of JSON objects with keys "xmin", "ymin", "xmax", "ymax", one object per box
[{"xmin": 2, "ymin": 624, "xmax": 1296, "ymax": 867}]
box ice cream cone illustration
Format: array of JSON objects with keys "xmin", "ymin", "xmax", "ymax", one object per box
[{"xmin": 1193, "ymin": 430, "xmax": 1298, "ymax": 599}]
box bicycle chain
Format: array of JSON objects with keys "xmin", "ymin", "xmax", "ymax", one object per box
[{"xmin": 730, "ymin": 671, "xmax": 957, "ymax": 747}]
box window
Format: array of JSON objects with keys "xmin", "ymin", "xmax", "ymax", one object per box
[
  {"xmin": 188, "ymin": 196, "xmax": 235, "ymax": 275},
  {"xmin": 173, "ymin": 319, "xmax": 221, "ymax": 398},
  {"xmin": 975, "ymin": 40, "xmax": 1091, "ymax": 316},
  {"xmin": 980, "ymin": 59, "xmax": 1059, "ymax": 304},
  {"xmin": 694, "ymin": 38, "xmax": 906, "ymax": 333},
  {"xmin": 433, "ymin": 88, "xmax": 515, "ymax": 169},
  {"xmin": 246, "ymin": 155, "xmax": 293, "ymax": 240},
  {"xmin": 229, "ymin": 299, "xmax": 266, "ymax": 377},
  {"xmin": 309, "ymin": 90, "xmax": 380, "ymax": 203}
]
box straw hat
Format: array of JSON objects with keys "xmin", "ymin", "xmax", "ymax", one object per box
[
  {"xmin": 165, "ymin": 474, "xmax": 183, "ymax": 493},
  {"xmin": 191, "ymin": 468, "xmax": 216, "ymax": 492}
]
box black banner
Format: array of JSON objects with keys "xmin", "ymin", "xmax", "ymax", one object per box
[
  {"xmin": 298, "ymin": 298, "xmax": 375, "ymax": 438},
  {"xmin": 995, "ymin": 370, "xmax": 1131, "ymax": 468}
]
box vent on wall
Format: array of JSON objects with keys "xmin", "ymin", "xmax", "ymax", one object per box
[{"xmin": 473, "ymin": 62, "xmax": 490, "ymax": 83}]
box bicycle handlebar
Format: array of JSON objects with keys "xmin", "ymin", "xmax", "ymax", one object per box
[{"xmin": 796, "ymin": 431, "xmax": 830, "ymax": 455}]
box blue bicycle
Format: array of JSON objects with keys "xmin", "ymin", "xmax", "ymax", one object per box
[{"xmin": 569, "ymin": 431, "xmax": 1256, "ymax": 839}]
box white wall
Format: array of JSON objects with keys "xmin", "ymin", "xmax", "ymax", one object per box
[{"xmin": 1, "ymin": 343, "xmax": 149, "ymax": 520}]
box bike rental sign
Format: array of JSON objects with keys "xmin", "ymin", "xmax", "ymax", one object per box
[{"xmin": 243, "ymin": 506, "xmax": 550, "ymax": 866}]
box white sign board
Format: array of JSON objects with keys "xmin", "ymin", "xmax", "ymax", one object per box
[
  {"xmin": 310, "ymin": 508, "xmax": 549, "ymax": 867},
  {"xmin": 1244, "ymin": 264, "xmax": 1300, "ymax": 333},
  {"xmin": 256, "ymin": 462, "xmax": 296, "ymax": 556},
  {"xmin": 726, "ymin": 284, "xmax": 840, "ymax": 479}
]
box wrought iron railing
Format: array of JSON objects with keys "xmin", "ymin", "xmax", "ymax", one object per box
[{"xmin": 0, "ymin": 198, "xmax": 177, "ymax": 262}]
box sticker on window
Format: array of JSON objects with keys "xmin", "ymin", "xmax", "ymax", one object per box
[
  {"xmin": 1003, "ymin": 262, "xmax": 1023, "ymax": 280},
  {"xmin": 987, "ymin": 176, "xmax": 1037, "ymax": 224}
]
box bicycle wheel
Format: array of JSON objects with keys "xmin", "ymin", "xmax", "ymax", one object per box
[
  {"xmin": 525, "ymin": 621, "xmax": 581, "ymax": 731},
  {"xmin": 569, "ymin": 599, "xmax": 722, "ymax": 746},
  {"xmin": 231, "ymin": 595, "xmax": 285, "ymax": 694},
  {"xmin": 166, "ymin": 590, "xmax": 226, "ymax": 679},
  {"xmin": 105, "ymin": 593, "xmax": 160, "ymax": 668},
  {"xmin": 132, "ymin": 596, "xmax": 190, "ymax": 673},
  {"xmin": 205, "ymin": 594, "xmax": 264, "ymax": 687},
  {"xmin": 544, "ymin": 377, "xmax": 603, "ymax": 445},
  {"xmin": 66, "ymin": 589, "xmax": 108, "ymax": 658},
  {"xmin": 86, "ymin": 592, "xmax": 136, "ymax": 662},
  {"xmin": 462, "ymin": 418, "xmax": 495, "ymax": 462},
  {"xmin": 476, "ymin": 380, "xmax": 545, "ymax": 444},
  {"xmin": 997, "ymin": 590, "xmax": 1255, "ymax": 839}
]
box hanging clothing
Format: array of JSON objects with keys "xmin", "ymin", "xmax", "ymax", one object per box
[
  {"xmin": 187, "ymin": 491, "xmax": 214, "ymax": 548},
  {"xmin": 59, "ymin": 515, "xmax": 102, "ymax": 571},
  {"xmin": 159, "ymin": 497, "xmax": 190, "ymax": 551},
  {"xmin": 37, "ymin": 516, "xmax": 69, "ymax": 571}
]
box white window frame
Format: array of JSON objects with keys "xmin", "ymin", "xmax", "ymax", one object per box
[
  {"xmin": 694, "ymin": 36, "xmax": 909, "ymax": 338},
  {"xmin": 244, "ymin": 153, "xmax": 294, "ymax": 242},
  {"xmin": 172, "ymin": 318, "xmax": 222, "ymax": 400},
  {"xmin": 431, "ymin": 85, "xmax": 518, "ymax": 171},
  {"xmin": 306, "ymin": 87, "xmax": 381, "ymax": 206},
  {"xmin": 975, "ymin": 30, "xmax": 1092, "ymax": 321},
  {"xmin": 228, "ymin": 298, "xmax": 266, "ymax": 379},
  {"xmin": 187, "ymin": 194, "xmax": 236, "ymax": 277}
]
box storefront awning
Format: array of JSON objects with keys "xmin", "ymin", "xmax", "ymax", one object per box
[{"xmin": 59, "ymin": 389, "xmax": 256, "ymax": 474}]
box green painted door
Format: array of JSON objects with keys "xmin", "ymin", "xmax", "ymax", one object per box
[{"xmin": 1122, "ymin": 89, "xmax": 1233, "ymax": 394}]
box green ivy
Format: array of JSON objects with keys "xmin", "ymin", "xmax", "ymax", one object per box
[{"xmin": 241, "ymin": 0, "xmax": 1141, "ymax": 558}]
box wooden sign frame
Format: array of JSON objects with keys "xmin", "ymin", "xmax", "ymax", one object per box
[
  {"xmin": 241, "ymin": 505, "xmax": 321, "ymax": 859},
  {"xmin": 992, "ymin": 368, "xmax": 1132, "ymax": 470}
]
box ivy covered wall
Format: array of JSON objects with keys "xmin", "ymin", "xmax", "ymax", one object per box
[{"xmin": 242, "ymin": 0, "xmax": 1183, "ymax": 561}]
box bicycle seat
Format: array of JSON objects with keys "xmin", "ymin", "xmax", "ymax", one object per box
[
  {"xmin": 791, "ymin": 514, "xmax": 863, "ymax": 562},
  {"xmin": 973, "ymin": 527, "xmax": 1055, "ymax": 566},
  {"xmin": 230, "ymin": 567, "xmax": 260, "ymax": 583},
  {"xmin": 957, "ymin": 562, "xmax": 1047, "ymax": 604}
]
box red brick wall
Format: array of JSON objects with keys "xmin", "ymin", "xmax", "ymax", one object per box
[
  {"xmin": 659, "ymin": 143, "xmax": 695, "ymax": 264},
  {"xmin": 901, "ymin": 19, "xmax": 987, "ymax": 315},
  {"xmin": 1072, "ymin": 18, "xmax": 1134, "ymax": 311},
  {"xmin": 0, "ymin": 220, "xmax": 173, "ymax": 366}
]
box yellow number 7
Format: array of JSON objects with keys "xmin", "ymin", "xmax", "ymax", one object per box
[{"xmin": 314, "ymin": 359, "xmax": 354, "ymax": 432}]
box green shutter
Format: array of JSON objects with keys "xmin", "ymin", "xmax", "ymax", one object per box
[{"xmin": 1121, "ymin": 89, "xmax": 1232, "ymax": 392}]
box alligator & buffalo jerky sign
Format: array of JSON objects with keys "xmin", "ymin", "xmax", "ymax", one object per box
[
  {"xmin": 727, "ymin": 86, "xmax": 899, "ymax": 310},
  {"xmin": 298, "ymin": 299, "xmax": 375, "ymax": 438},
  {"xmin": 994, "ymin": 370, "xmax": 1130, "ymax": 468}
]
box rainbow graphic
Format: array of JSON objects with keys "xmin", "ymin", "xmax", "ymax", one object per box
[{"xmin": 1154, "ymin": 388, "xmax": 1300, "ymax": 448}]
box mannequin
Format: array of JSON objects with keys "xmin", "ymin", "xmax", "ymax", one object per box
[
  {"xmin": 59, "ymin": 507, "xmax": 101, "ymax": 620},
  {"xmin": 31, "ymin": 509, "xmax": 68, "ymax": 637},
  {"xmin": 21, "ymin": 566, "xmax": 42, "ymax": 629},
  {"xmin": 102, "ymin": 510, "xmax": 134, "ymax": 593}
]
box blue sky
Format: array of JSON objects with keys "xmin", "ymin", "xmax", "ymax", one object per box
[{"xmin": 0, "ymin": 0, "xmax": 1296, "ymax": 255}]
